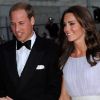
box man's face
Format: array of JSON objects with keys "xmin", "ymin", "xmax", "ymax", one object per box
[{"xmin": 10, "ymin": 9, "xmax": 35, "ymax": 42}]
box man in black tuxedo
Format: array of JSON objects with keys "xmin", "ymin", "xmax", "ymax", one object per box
[{"xmin": 0, "ymin": 2, "xmax": 62, "ymax": 100}]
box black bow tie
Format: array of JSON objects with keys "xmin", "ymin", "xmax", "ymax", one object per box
[{"xmin": 17, "ymin": 40, "xmax": 31, "ymax": 50}]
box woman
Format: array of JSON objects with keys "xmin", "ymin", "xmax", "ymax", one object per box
[{"xmin": 59, "ymin": 5, "xmax": 100, "ymax": 100}]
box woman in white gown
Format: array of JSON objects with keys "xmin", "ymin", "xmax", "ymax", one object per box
[{"xmin": 59, "ymin": 5, "xmax": 100, "ymax": 100}]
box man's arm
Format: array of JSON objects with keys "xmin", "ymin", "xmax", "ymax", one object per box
[{"xmin": 40, "ymin": 42, "xmax": 62, "ymax": 100}]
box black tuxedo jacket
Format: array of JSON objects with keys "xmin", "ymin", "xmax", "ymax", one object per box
[{"xmin": 0, "ymin": 36, "xmax": 62, "ymax": 100}]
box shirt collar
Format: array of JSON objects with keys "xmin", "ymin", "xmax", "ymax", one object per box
[
  {"xmin": 30, "ymin": 31, "xmax": 36, "ymax": 49},
  {"xmin": 16, "ymin": 31, "xmax": 36, "ymax": 50}
]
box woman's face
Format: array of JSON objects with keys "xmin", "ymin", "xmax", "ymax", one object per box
[{"xmin": 63, "ymin": 13, "xmax": 85, "ymax": 43}]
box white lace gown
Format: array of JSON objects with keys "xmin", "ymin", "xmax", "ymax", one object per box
[{"xmin": 63, "ymin": 56, "xmax": 100, "ymax": 97}]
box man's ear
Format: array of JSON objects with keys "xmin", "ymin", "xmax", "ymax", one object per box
[{"xmin": 31, "ymin": 16, "xmax": 35, "ymax": 25}]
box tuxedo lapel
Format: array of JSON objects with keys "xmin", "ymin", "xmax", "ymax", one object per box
[
  {"xmin": 17, "ymin": 36, "xmax": 44, "ymax": 93},
  {"xmin": 4, "ymin": 40, "xmax": 19, "ymax": 87}
]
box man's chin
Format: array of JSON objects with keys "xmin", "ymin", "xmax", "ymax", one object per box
[{"xmin": 17, "ymin": 38, "xmax": 23, "ymax": 42}]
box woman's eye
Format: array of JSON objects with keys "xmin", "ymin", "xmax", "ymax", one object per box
[
  {"xmin": 70, "ymin": 23, "xmax": 75, "ymax": 25},
  {"xmin": 63, "ymin": 23, "xmax": 66, "ymax": 27}
]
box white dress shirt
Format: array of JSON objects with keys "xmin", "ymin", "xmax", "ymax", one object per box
[{"xmin": 16, "ymin": 32, "xmax": 36, "ymax": 76}]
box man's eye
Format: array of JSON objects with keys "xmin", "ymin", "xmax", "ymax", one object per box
[
  {"xmin": 11, "ymin": 23, "xmax": 15, "ymax": 26},
  {"xmin": 20, "ymin": 23, "xmax": 24, "ymax": 25}
]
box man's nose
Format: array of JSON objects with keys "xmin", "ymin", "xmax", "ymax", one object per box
[{"xmin": 15, "ymin": 25, "xmax": 20, "ymax": 32}]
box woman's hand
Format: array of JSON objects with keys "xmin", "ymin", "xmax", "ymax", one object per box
[{"xmin": 0, "ymin": 96, "xmax": 13, "ymax": 100}]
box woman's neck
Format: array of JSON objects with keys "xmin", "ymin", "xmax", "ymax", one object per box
[{"xmin": 71, "ymin": 42, "xmax": 87, "ymax": 57}]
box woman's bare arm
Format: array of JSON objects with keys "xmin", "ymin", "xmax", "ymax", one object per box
[{"xmin": 59, "ymin": 78, "xmax": 71, "ymax": 100}]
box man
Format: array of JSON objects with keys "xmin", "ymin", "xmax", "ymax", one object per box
[{"xmin": 0, "ymin": 2, "xmax": 62, "ymax": 100}]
